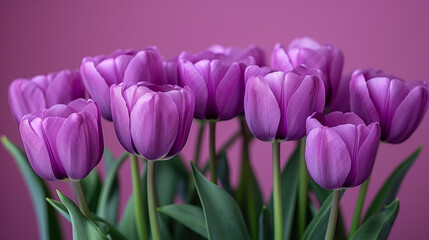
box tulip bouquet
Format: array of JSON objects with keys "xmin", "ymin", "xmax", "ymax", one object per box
[{"xmin": 3, "ymin": 38, "xmax": 428, "ymax": 240}]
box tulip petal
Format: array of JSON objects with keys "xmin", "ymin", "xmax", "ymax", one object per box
[
  {"xmin": 80, "ymin": 61, "xmax": 112, "ymax": 120},
  {"xmin": 244, "ymin": 65, "xmax": 271, "ymax": 83},
  {"xmin": 9, "ymin": 80, "xmax": 46, "ymax": 123},
  {"xmin": 123, "ymin": 50, "xmax": 166, "ymax": 85},
  {"xmin": 178, "ymin": 60, "xmax": 208, "ymax": 119},
  {"xmin": 350, "ymin": 74, "xmax": 380, "ymax": 124},
  {"xmin": 286, "ymin": 75, "xmax": 325, "ymax": 140},
  {"xmin": 110, "ymin": 85, "xmax": 135, "ymax": 154},
  {"xmin": 288, "ymin": 37, "xmax": 321, "ymax": 50},
  {"xmin": 42, "ymin": 117, "xmax": 67, "ymax": 178},
  {"xmin": 57, "ymin": 112, "xmax": 101, "ymax": 180},
  {"xmin": 19, "ymin": 119, "xmax": 57, "ymax": 180},
  {"xmin": 305, "ymin": 127, "xmax": 351, "ymax": 189},
  {"xmin": 216, "ymin": 62, "xmax": 245, "ymax": 120},
  {"xmin": 388, "ymin": 86, "xmax": 429, "ymax": 143},
  {"xmin": 271, "ymin": 43, "xmax": 294, "ymax": 72},
  {"xmin": 244, "ymin": 76, "xmax": 280, "ymax": 141},
  {"xmin": 130, "ymin": 93, "xmax": 179, "ymax": 160},
  {"xmin": 45, "ymin": 70, "xmax": 84, "ymax": 107},
  {"xmin": 351, "ymin": 123, "xmax": 380, "ymax": 187}
]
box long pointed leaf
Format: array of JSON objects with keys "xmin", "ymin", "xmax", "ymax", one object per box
[
  {"xmin": 352, "ymin": 199, "xmax": 399, "ymax": 240},
  {"xmin": 364, "ymin": 147, "xmax": 420, "ymax": 220},
  {"xmin": 191, "ymin": 163, "xmax": 250, "ymax": 240},
  {"xmin": 258, "ymin": 206, "xmax": 272, "ymax": 240},
  {"xmin": 1, "ymin": 135, "xmax": 62, "ymax": 240},
  {"xmin": 158, "ymin": 204, "xmax": 208, "ymax": 239}
]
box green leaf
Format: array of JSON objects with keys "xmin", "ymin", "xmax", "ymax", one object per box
[
  {"xmin": 268, "ymin": 141, "xmax": 300, "ymax": 240},
  {"xmin": 216, "ymin": 151, "xmax": 233, "ymax": 195},
  {"xmin": 351, "ymin": 199, "xmax": 399, "ymax": 240},
  {"xmin": 56, "ymin": 190, "xmax": 108, "ymax": 240},
  {"xmin": 81, "ymin": 169, "xmax": 102, "ymax": 212},
  {"xmin": 96, "ymin": 152, "xmax": 128, "ymax": 225},
  {"xmin": 364, "ymin": 147, "xmax": 420, "ymax": 220},
  {"xmin": 1, "ymin": 136, "xmax": 62, "ymax": 240},
  {"xmin": 47, "ymin": 198, "xmax": 127, "ymax": 240},
  {"xmin": 258, "ymin": 206, "xmax": 272, "ymax": 240},
  {"xmin": 302, "ymin": 191, "xmax": 343, "ymax": 240},
  {"xmin": 158, "ymin": 204, "xmax": 208, "ymax": 239},
  {"xmin": 156, "ymin": 157, "xmax": 182, "ymax": 206},
  {"xmin": 191, "ymin": 163, "xmax": 250, "ymax": 240}
]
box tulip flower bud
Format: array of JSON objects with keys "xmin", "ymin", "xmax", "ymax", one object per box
[
  {"xmin": 81, "ymin": 47, "xmax": 177, "ymax": 121},
  {"xmin": 178, "ymin": 49, "xmax": 253, "ymax": 120},
  {"xmin": 244, "ymin": 65, "xmax": 325, "ymax": 141},
  {"xmin": 305, "ymin": 112, "xmax": 381, "ymax": 189},
  {"xmin": 8, "ymin": 69, "xmax": 84, "ymax": 124},
  {"xmin": 110, "ymin": 82, "xmax": 195, "ymax": 160},
  {"xmin": 350, "ymin": 69, "xmax": 429, "ymax": 143},
  {"xmin": 208, "ymin": 44, "xmax": 266, "ymax": 67},
  {"xmin": 271, "ymin": 37, "xmax": 344, "ymax": 105},
  {"xmin": 19, "ymin": 99, "xmax": 104, "ymax": 181}
]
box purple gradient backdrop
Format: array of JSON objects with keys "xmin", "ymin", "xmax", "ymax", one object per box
[{"xmin": 1, "ymin": 1, "xmax": 429, "ymax": 239}]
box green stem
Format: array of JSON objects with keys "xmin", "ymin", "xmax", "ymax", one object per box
[
  {"xmin": 239, "ymin": 117, "xmax": 258, "ymax": 240},
  {"xmin": 298, "ymin": 137, "xmax": 308, "ymax": 239},
  {"xmin": 209, "ymin": 121, "xmax": 217, "ymax": 184},
  {"xmin": 71, "ymin": 181, "xmax": 91, "ymax": 219},
  {"xmin": 131, "ymin": 154, "xmax": 148, "ymax": 240},
  {"xmin": 325, "ymin": 189, "xmax": 341, "ymax": 240},
  {"xmin": 272, "ymin": 141, "xmax": 283, "ymax": 240},
  {"xmin": 194, "ymin": 120, "xmax": 206, "ymax": 166},
  {"xmin": 147, "ymin": 161, "xmax": 161, "ymax": 240},
  {"xmin": 349, "ymin": 177, "xmax": 370, "ymax": 238}
]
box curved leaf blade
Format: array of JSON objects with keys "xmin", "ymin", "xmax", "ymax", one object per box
[
  {"xmin": 191, "ymin": 163, "xmax": 250, "ymax": 240},
  {"xmin": 158, "ymin": 204, "xmax": 208, "ymax": 238},
  {"xmin": 352, "ymin": 199, "xmax": 399, "ymax": 240},
  {"xmin": 364, "ymin": 147, "xmax": 420, "ymax": 220},
  {"xmin": 1, "ymin": 135, "xmax": 62, "ymax": 240}
]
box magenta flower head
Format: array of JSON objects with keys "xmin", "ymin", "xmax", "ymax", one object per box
[
  {"xmin": 19, "ymin": 99, "xmax": 103, "ymax": 181},
  {"xmin": 271, "ymin": 37, "xmax": 344, "ymax": 104},
  {"xmin": 208, "ymin": 44, "xmax": 266, "ymax": 67},
  {"xmin": 81, "ymin": 49, "xmax": 136, "ymax": 120},
  {"xmin": 8, "ymin": 69, "xmax": 84, "ymax": 124},
  {"xmin": 110, "ymin": 82, "xmax": 195, "ymax": 160},
  {"xmin": 305, "ymin": 112, "xmax": 381, "ymax": 189},
  {"xmin": 244, "ymin": 65, "xmax": 325, "ymax": 141},
  {"xmin": 350, "ymin": 69, "xmax": 429, "ymax": 143},
  {"xmin": 178, "ymin": 49, "xmax": 254, "ymax": 120}
]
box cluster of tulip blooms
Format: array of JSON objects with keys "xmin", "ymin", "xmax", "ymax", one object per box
[{"xmin": 3, "ymin": 37, "xmax": 428, "ymax": 240}]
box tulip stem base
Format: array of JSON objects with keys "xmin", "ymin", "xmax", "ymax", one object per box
[
  {"xmin": 298, "ymin": 137, "xmax": 308, "ymax": 239},
  {"xmin": 209, "ymin": 121, "xmax": 217, "ymax": 184},
  {"xmin": 147, "ymin": 160, "xmax": 161, "ymax": 240},
  {"xmin": 325, "ymin": 189, "xmax": 341, "ymax": 240},
  {"xmin": 71, "ymin": 181, "xmax": 91, "ymax": 219},
  {"xmin": 131, "ymin": 155, "xmax": 148, "ymax": 240},
  {"xmin": 349, "ymin": 176, "xmax": 370, "ymax": 238},
  {"xmin": 272, "ymin": 141, "xmax": 283, "ymax": 240}
]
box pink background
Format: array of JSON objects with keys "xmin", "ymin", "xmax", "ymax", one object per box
[{"xmin": 1, "ymin": 1, "xmax": 429, "ymax": 239}]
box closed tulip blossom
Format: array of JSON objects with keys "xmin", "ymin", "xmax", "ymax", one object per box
[
  {"xmin": 305, "ymin": 112, "xmax": 381, "ymax": 189},
  {"xmin": 208, "ymin": 44, "xmax": 266, "ymax": 67},
  {"xmin": 271, "ymin": 37, "xmax": 344, "ymax": 104},
  {"xmin": 350, "ymin": 69, "xmax": 429, "ymax": 143},
  {"xmin": 178, "ymin": 48, "xmax": 255, "ymax": 121},
  {"xmin": 110, "ymin": 82, "xmax": 195, "ymax": 160},
  {"xmin": 9, "ymin": 69, "xmax": 84, "ymax": 124},
  {"xmin": 81, "ymin": 47, "xmax": 177, "ymax": 120},
  {"xmin": 244, "ymin": 65, "xmax": 326, "ymax": 141},
  {"xmin": 19, "ymin": 99, "xmax": 103, "ymax": 181}
]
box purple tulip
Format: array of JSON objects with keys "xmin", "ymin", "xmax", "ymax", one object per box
[
  {"xmin": 110, "ymin": 82, "xmax": 195, "ymax": 160},
  {"xmin": 8, "ymin": 69, "xmax": 84, "ymax": 124},
  {"xmin": 208, "ymin": 44, "xmax": 266, "ymax": 66},
  {"xmin": 81, "ymin": 47, "xmax": 177, "ymax": 121},
  {"xmin": 305, "ymin": 112, "xmax": 381, "ymax": 189},
  {"xmin": 178, "ymin": 49, "xmax": 253, "ymax": 120},
  {"xmin": 19, "ymin": 99, "xmax": 103, "ymax": 181},
  {"xmin": 350, "ymin": 69, "xmax": 429, "ymax": 143},
  {"xmin": 244, "ymin": 65, "xmax": 325, "ymax": 141},
  {"xmin": 81, "ymin": 49, "xmax": 136, "ymax": 120},
  {"xmin": 271, "ymin": 37, "xmax": 344, "ymax": 104}
]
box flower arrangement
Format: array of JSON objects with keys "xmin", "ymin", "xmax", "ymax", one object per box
[{"xmin": 3, "ymin": 37, "xmax": 428, "ymax": 240}]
